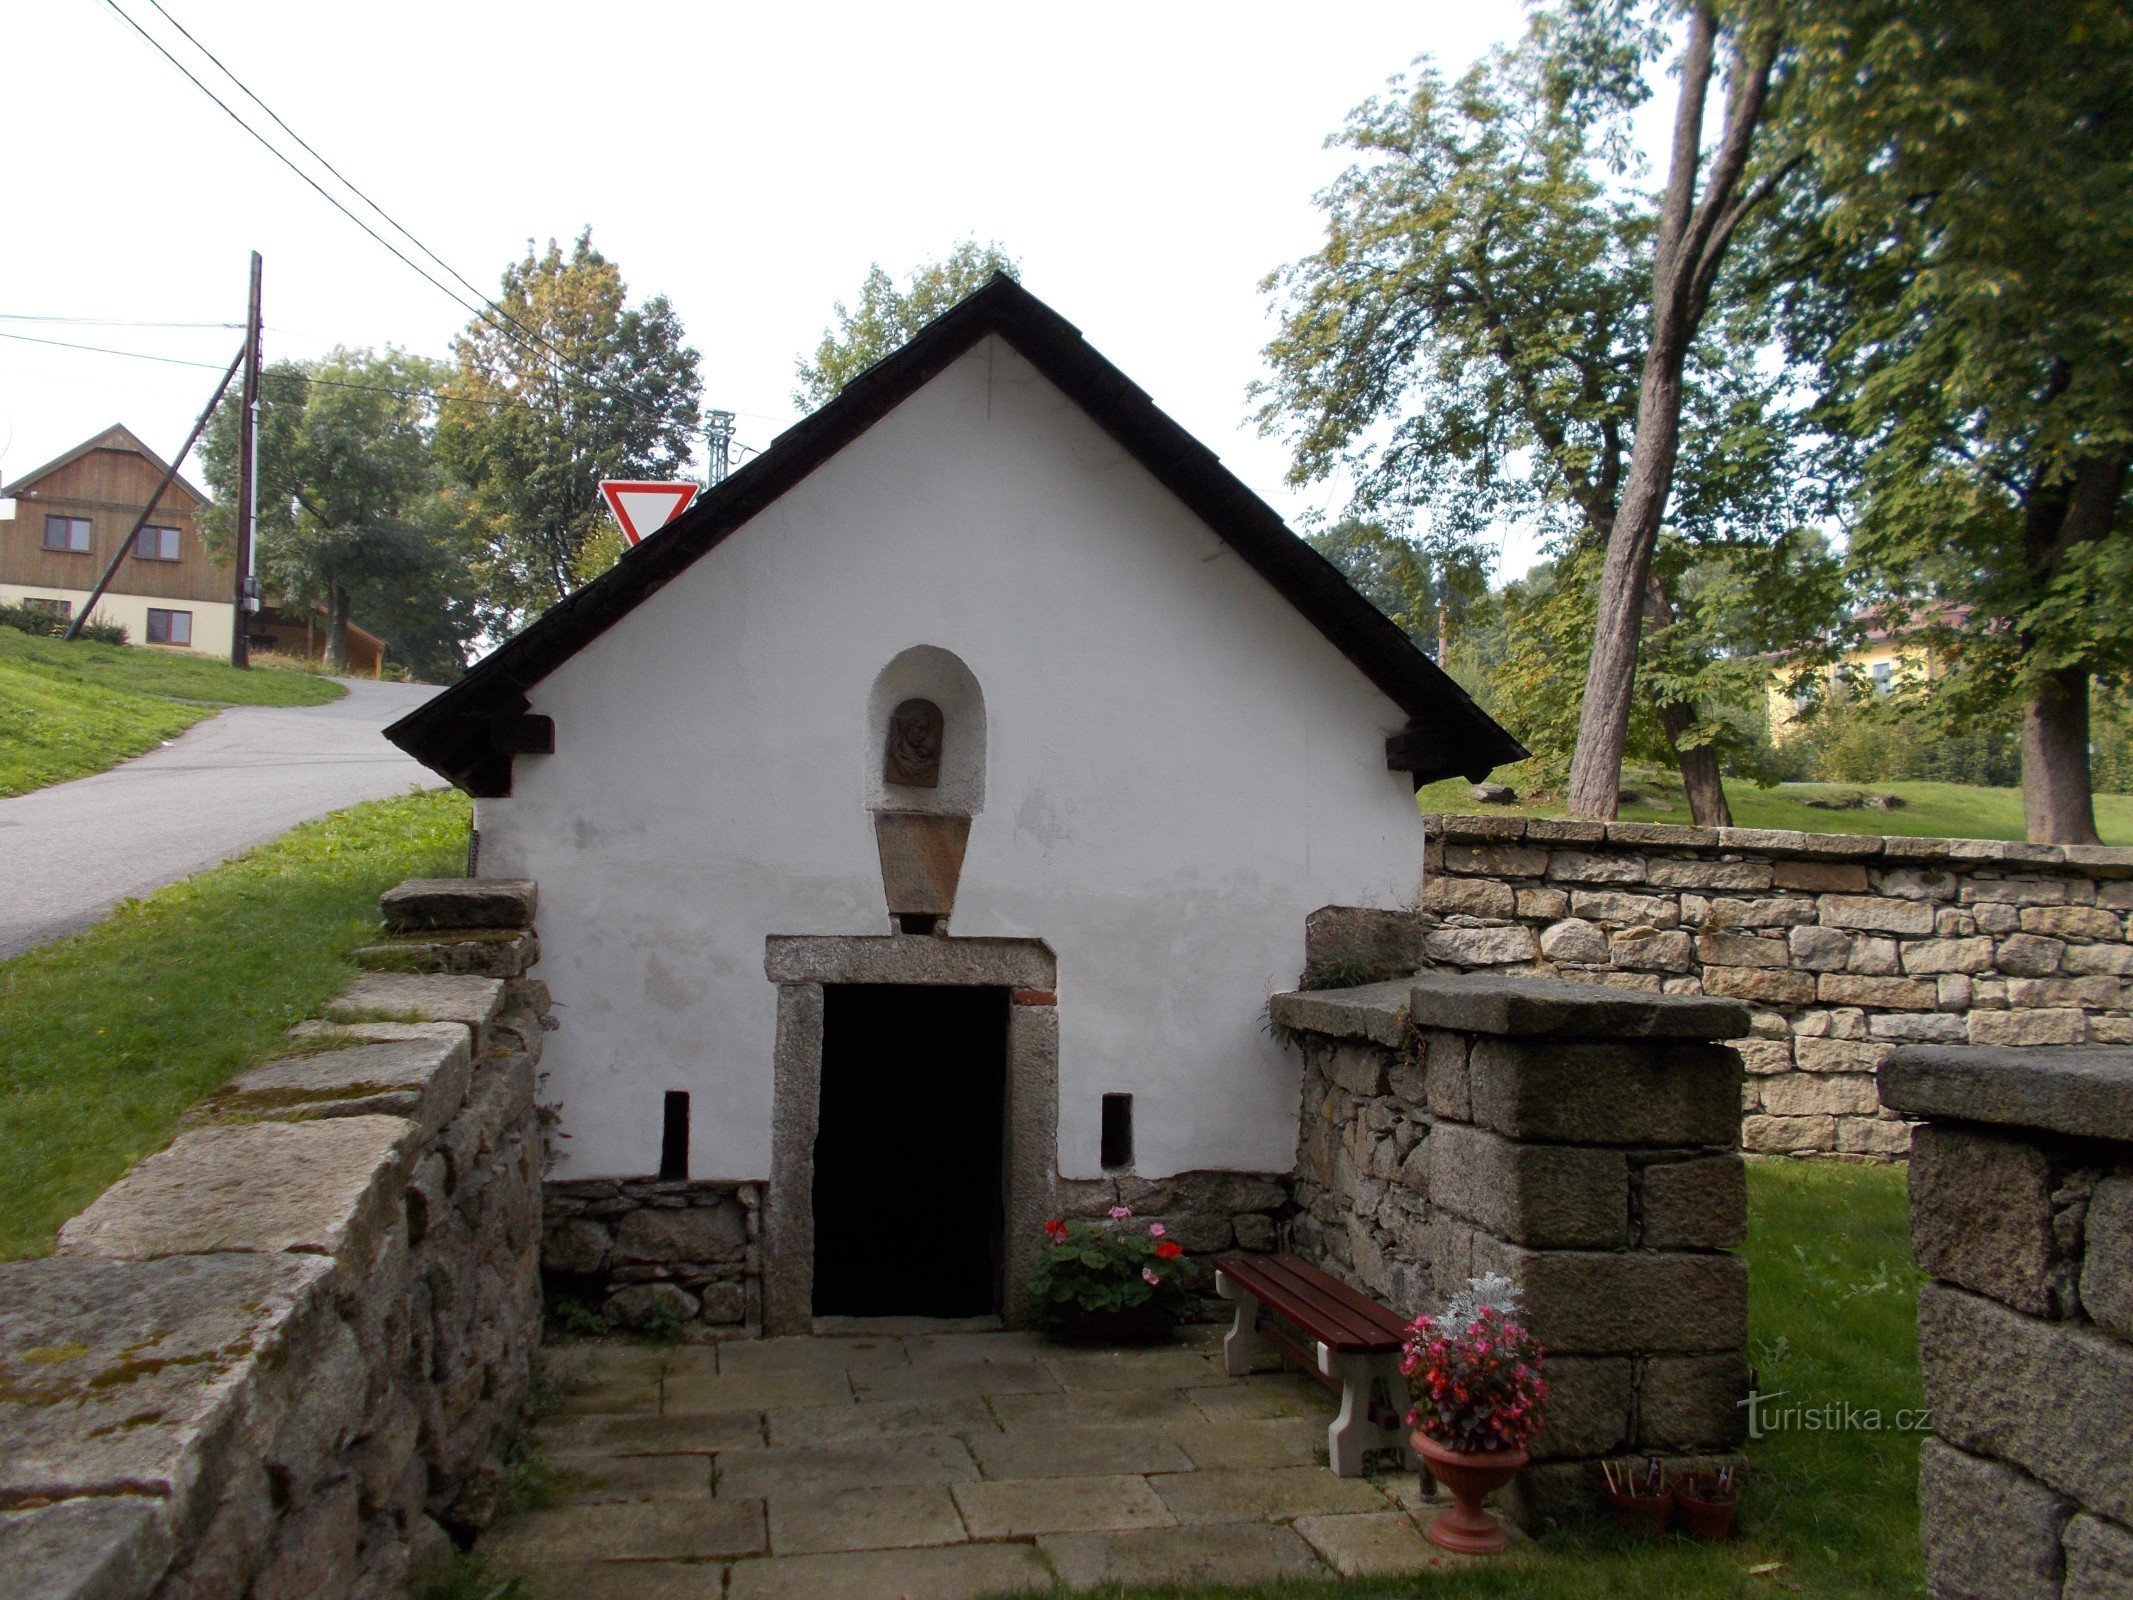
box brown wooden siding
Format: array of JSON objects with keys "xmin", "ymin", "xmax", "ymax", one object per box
[{"xmin": 1, "ymin": 446, "xmax": 228, "ymax": 604}]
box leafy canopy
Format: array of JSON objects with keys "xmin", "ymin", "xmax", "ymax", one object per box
[
  {"xmin": 436, "ymin": 229, "xmax": 701, "ymax": 624},
  {"xmin": 794, "ymin": 242, "xmax": 1018, "ymax": 409}
]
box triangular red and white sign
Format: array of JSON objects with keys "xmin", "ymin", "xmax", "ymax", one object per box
[{"xmin": 600, "ymin": 480, "xmax": 700, "ymax": 545}]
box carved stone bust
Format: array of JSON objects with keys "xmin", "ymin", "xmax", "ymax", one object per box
[{"xmin": 884, "ymin": 698, "xmax": 945, "ymax": 788}]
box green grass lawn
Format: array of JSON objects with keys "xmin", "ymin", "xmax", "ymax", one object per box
[
  {"xmin": 1067, "ymin": 1159, "xmax": 1921, "ymax": 1600},
  {"xmin": 1420, "ymin": 771, "xmax": 2133, "ymax": 844},
  {"xmin": 0, "ymin": 625, "xmax": 346, "ymax": 797},
  {"xmin": 0, "ymin": 787, "xmax": 469, "ymax": 1260}
]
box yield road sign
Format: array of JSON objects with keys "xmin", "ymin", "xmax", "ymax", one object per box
[{"xmin": 600, "ymin": 480, "xmax": 700, "ymax": 545}]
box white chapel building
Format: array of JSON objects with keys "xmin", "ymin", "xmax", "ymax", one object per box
[{"xmin": 388, "ymin": 277, "xmax": 1521, "ymax": 1330}]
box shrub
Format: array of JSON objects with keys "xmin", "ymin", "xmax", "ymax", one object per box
[
  {"xmin": 1025, "ymin": 1207, "xmax": 1195, "ymax": 1333},
  {"xmin": 0, "ymin": 602, "xmax": 126, "ymax": 645}
]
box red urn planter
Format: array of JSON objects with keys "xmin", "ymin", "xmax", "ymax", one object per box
[{"xmin": 1412, "ymin": 1432, "xmax": 1527, "ymax": 1554}]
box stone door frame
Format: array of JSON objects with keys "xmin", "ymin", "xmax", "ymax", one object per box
[{"xmin": 762, "ymin": 934, "xmax": 1059, "ymax": 1336}]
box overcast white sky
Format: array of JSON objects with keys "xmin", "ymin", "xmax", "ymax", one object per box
[{"xmin": 2, "ymin": 1, "xmax": 1553, "ymax": 580}]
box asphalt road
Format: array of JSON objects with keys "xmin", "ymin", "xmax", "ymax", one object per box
[{"xmin": 0, "ymin": 678, "xmax": 444, "ymax": 960}]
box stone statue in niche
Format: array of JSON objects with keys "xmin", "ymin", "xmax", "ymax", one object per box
[{"xmin": 885, "ymin": 698, "xmax": 945, "ymax": 788}]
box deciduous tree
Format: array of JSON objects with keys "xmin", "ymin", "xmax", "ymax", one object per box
[
  {"xmin": 436, "ymin": 230, "xmax": 701, "ymax": 625},
  {"xmin": 1259, "ymin": 4, "xmax": 1817, "ymax": 823},
  {"xmin": 795, "ymin": 243, "xmax": 1018, "ymax": 409},
  {"xmin": 1770, "ymin": 0, "xmax": 2133, "ymax": 843}
]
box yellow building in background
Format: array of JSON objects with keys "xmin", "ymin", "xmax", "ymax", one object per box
[{"xmin": 1767, "ymin": 609, "xmax": 1952, "ymax": 740}]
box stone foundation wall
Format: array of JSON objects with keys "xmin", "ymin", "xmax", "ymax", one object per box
[
  {"xmin": 1882, "ymin": 1044, "xmax": 2133, "ymax": 1599},
  {"xmin": 543, "ymin": 1180, "xmax": 762, "ymax": 1335},
  {"xmin": 1271, "ymin": 972, "xmax": 1752, "ymax": 1520},
  {"xmin": 1307, "ymin": 815, "xmax": 2133, "ymax": 1161},
  {"xmin": 0, "ymin": 879, "xmax": 548, "ymax": 1600}
]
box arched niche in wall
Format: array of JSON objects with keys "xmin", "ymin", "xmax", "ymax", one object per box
[
  {"xmin": 865, "ymin": 646, "xmax": 986, "ymax": 928},
  {"xmin": 865, "ymin": 645, "xmax": 987, "ymax": 817}
]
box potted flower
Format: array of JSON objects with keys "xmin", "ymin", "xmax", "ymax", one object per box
[
  {"xmin": 1026, "ymin": 1207, "xmax": 1194, "ymax": 1343},
  {"xmin": 1401, "ymin": 1273, "xmax": 1548, "ymax": 1555}
]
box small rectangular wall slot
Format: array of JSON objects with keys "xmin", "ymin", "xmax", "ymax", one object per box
[
  {"xmin": 897, "ymin": 913, "xmax": 941, "ymax": 935},
  {"xmin": 659, "ymin": 1091, "xmax": 690, "ymax": 1180},
  {"xmin": 1101, "ymin": 1093, "xmax": 1133, "ymax": 1171}
]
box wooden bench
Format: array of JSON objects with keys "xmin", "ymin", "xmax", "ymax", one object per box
[{"xmin": 1213, "ymin": 1252, "xmax": 1418, "ymax": 1477}]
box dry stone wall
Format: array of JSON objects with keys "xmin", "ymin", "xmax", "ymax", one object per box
[
  {"xmin": 1312, "ymin": 815, "xmax": 2133, "ymax": 1160},
  {"xmin": 1881, "ymin": 1044, "xmax": 2133, "ymax": 1600},
  {"xmin": 1271, "ymin": 972, "xmax": 1752, "ymax": 1521},
  {"xmin": 0, "ymin": 879, "xmax": 548, "ymax": 1600},
  {"xmin": 543, "ymin": 1179, "xmax": 761, "ymax": 1335}
]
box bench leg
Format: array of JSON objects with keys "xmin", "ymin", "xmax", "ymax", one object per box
[
  {"xmin": 1320, "ymin": 1350, "xmax": 1417, "ymax": 1478},
  {"xmin": 1214, "ymin": 1270, "xmax": 1263, "ymax": 1378}
]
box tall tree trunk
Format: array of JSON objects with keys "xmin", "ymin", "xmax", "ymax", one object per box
[
  {"xmin": 2022, "ymin": 667, "xmax": 2100, "ymax": 845},
  {"xmin": 326, "ymin": 580, "xmax": 350, "ymax": 673},
  {"xmin": 1436, "ymin": 595, "xmax": 1451, "ymax": 665},
  {"xmin": 1656, "ymin": 698, "xmax": 1734, "ymax": 827},
  {"xmin": 2016, "ymin": 449, "xmax": 2126, "ymax": 843},
  {"xmin": 1564, "ymin": 8, "xmax": 1783, "ymax": 818}
]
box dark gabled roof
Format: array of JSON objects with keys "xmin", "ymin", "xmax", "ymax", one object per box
[
  {"xmin": 2, "ymin": 423, "xmax": 211, "ymax": 507},
  {"xmin": 386, "ymin": 276, "xmax": 1525, "ymax": 796}
]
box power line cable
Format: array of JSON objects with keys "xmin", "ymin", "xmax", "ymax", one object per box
[
  {"xmin": 139, "ymin": 0, "xmax": 564, "ymax": 369},
  {"xmin": 100, "ymin": 0, "xmax": 555, "ymax": 370},
  {"xmin": 0, "ymin": 312, "xmax": 240, "ymax": 329}
]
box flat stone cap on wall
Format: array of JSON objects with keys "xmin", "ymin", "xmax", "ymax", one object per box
[
  {"xmin": 1424, "ymin": 812, "xmax": 2133, "ymax": 874},
  {"xmin": 1881, "ymin": 1045, "xmax": 2133, "ymax": 1143},
  {"xmin": 380, "ymin": 877, "xmax": 537, "ymax": 931},
  {"xmin": 1270, "ymin": 972, "xmax": 1751, "ymax": 1044},
  {"xmin": 1406, "ymin": 971, "xmax": 1750, "ymax": 1040}
]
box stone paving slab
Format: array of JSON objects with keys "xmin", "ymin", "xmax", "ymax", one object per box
[
  {"xmin": 664, "ymin": 1369, "xmax": 851, "ymax": 1414},
  {"xmin": 549, "ymin": 1451, "xmax": 713, "ymax": 1500},
  {"xmin": 714, "ymin": 1436, "xmax": 980, "ymax": 1497},
  {"xmin": 964, "ymin": 1425, "xmax": 1195, "ymax": 1481},
  {"xmin": 519, "ymin": 1561, "xmax": 726, "ymax": 1600},
  {"xmin": 483, "ymin": 1498, "xmax": 764, "ymax": 1563},
  {"xmin": 484, "ymin": 1330, "xmax": 1491, "ymax": 1594},
  {"xmin": 1166, "ymin": 1416, "xmax": 1325, "ymax": 1470},
  {"xmin": 536, "ymin": 1411, "xmax": 764, "ymax": 1456},
  {"xmin": 849, "ymin": 1359, "xmax": 1061, "ymax": 1401},
  {"xmin": 766, "ymin": 1481, "xmax": 968, "ymax": 1554},
  {"xmin": 724, "ymin": 1541, "xmax": 1053, "ymax": 1600},
  {"xmin": 764, "ymin": 1397, "xmax": 998, "ymax": 1445},
  {"xmin": 987, "ymin": 1385, "xmax": 1211, "ymax": 1430},
  {"xmin": 1040, "ymin": 1522, "xmax": 1331, "ymax": 1588},
  {"xmin": 1293, "ymin": 1509, "xmax": 1438, "ymax": 1576},
  {"xmin": 1149, "ymin": 1464, "xmax": 1395, "ymax": 1524},
  {"xmin": 953, "ymin": 1472, "xmax": 1176, "ymax": 1538}
]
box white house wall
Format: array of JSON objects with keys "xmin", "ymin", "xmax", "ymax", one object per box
[{"xmin": 478, "ymin": 335, "xmax": 1429, "ymax": 1182}]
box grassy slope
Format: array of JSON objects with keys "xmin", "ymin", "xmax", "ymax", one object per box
[
  {"xmin": 1077, "ymin": 1160, "xmax": 1921, "ymax": 1600},
  {"xmin": 0, "ymin": 627, "xmax": 345, "ymax": 797},
  {"xmin": 1419, "ymin": 772, "xmax": 2133, "ymax": 844},
  {"xmin": 0, "ymin": 788, "xmax": 469, "ymax": 1259}
]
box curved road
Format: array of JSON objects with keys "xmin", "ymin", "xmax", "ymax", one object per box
[{"xmin": 0, "ymin": 678, "xmax": 443, "ymax": 960}]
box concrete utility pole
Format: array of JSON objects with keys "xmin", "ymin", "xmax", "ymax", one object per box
[
  {"xmin": 231, "ymin": 251, "xmax": 263, "ymax": 668},
  {"xmin": 705, "ymin": 410, "xmax": 735, "ymax": 487}
]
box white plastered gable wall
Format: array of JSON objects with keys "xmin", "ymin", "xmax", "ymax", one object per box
[{"xmin": 477, "ymin": 334, "xmax": 1428, "ymax": 1182}]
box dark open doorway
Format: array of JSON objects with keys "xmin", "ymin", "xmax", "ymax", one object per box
[{"xmin": 813, "ymin": 984, "xmax": 1009, "ymax": 1318}]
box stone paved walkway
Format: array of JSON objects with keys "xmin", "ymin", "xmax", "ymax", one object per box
[{"xmin": 482, "ymin": 1326, "xmax": 1524, "ymax": 1597}]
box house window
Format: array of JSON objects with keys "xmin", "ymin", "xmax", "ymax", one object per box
[
  {"xmin": 146, "ymin": 609, "xmax": 193, "ymax": 646},
  {"xmin": 1870, "ymin": 660, "xmax": 1894, "ymax": 696},
  {"xmin": 21, "ymin": 596, "xmax": 71, "ymax": 619},
  {"xmin": 43, "ymin": 515, "xmax": 91, "ymax": 552},
  {"xmin": 135, "ymin": 526, "xmax": 181, "ymax": 561}
]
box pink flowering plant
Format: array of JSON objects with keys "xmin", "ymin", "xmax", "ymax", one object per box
[
  {"xmin": 1026, "ymin": 1206, "xmax": 1194, "ymax": 1332},
  {"xmin": 1401, "ymin": 1273, "xmax": 1549, "ymax": 1454}
]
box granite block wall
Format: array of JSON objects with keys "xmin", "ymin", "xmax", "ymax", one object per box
[
  {"xmin": 1882, "ymin": 1044, "xmax": 2133, "ymax": 1600},
  {"xmin": 1270, "ymin": 972, "xmax": 1752, "ymax": 1520},
  {"xmin": 0, "ymin": 879, "xmax": 547, "ymax": 1600},
  {"xmin": 1308, "ymin": 815, "xmax": 2133, "ymax": 1161}
]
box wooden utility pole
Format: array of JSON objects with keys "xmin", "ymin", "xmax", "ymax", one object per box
[{"xmin": 231, "ymin": 251, "xmax": 263, "ymax": 668}]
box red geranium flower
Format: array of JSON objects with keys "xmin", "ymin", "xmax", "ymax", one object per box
[
  {"xmin": 1044, "ymin": 1218, "xmax": 1068, "ymax": 1242},
  {"xmin": 1154, "ymin": 1240, "xmax": 1183, "ymax": 1260}
]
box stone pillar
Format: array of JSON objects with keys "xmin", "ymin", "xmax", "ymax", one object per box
[
  {"xmin": 1273, "ymin": 970, "xmax": 1752, "ymax": 1519},
  {"xmin": 1881, "ymin": 1044, "xmax": 2133, "ymax": 1599}
]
